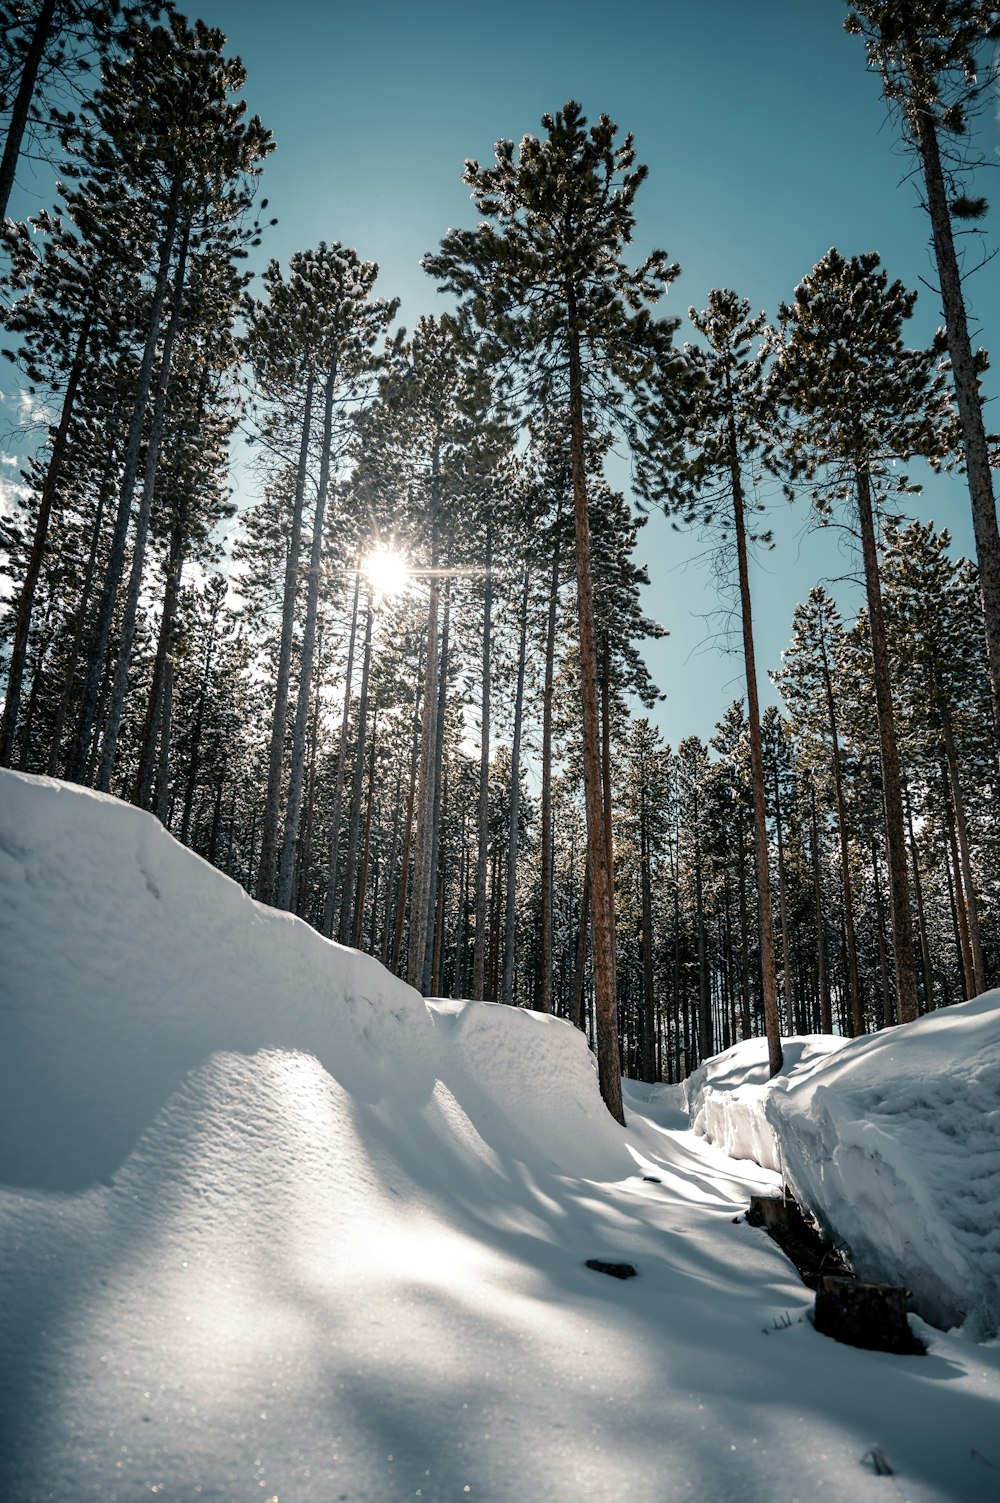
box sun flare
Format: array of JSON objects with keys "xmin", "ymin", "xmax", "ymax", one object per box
[{"xmin": 363, "ymin": 546, "xmax": 410, "ymax": 599}]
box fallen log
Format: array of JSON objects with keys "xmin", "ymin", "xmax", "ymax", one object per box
[{"xmin": 746, "ymin": 1193, "xmax": 852, "ymax": 1289}]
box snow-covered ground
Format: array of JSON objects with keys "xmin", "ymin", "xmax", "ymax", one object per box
[{"xmin": 2, "ymin": 769, "xmax": 1000, "ymax": 1503}]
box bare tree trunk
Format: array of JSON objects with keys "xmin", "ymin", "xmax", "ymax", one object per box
[
  {"xmin": 571, "ymin": 861, "xmax": 591, "ymax": 1032},
  {"xmin": 567, "ymin": 306, "xmax": 623, "ymax": 1123},
  {"xmin": 819, "ymin": 632, "xmax": 864, "ymax": 1035},
  {"xmin": 0, "ymin": 0, "xmax": 57, "ymax": 221},
  {"xmin": 276, "ymin": 359, "xmax": 338, "ymax": 911},
  {"xmin": 905, "ymin": 785, "xmax": 934, "ymax": 1013},
  {"xmin": 381, "ymin": 761, "xmax": 404, "ymax": 965},
  {"xmin": 694, "ymin": 828, "xmax": 709, "ymax": 1066},
  {"xmin": 538, "ymin": 508, "xmax": 561, "ymax": 1014},
  {"xmin": 771, "ymin": 758, "xmax": 793, "ymax": 1034},
  {"xmin": 940, "ymin": 692, "xmax": 986, "ymax": 994},
  {"xmin": 391, "ymin": 677, "xmax": 422, "ymax": 976},
  {"xmin": 855, "ymin": 466, "xmax": 918, "ymax": 1024},
  {"xmin": 180, "ymin": 593, "xmax": 222, "ymax": 846},
  {"xmin": 98, "ymin": 215, "xmax": 192, "ymax": 790},
  {"xmin": 810, "ymin": 785, "xmax": 832, "ymax": 1033},
  {"xmin": 736, "ymin": 815, "xmax": 752, "ymax": 1039},
  {"xmin": 501, "ymin": 568, "xmax": 530, "ymax": 1007},
  {"xmin": 408, "ymin": 550, "xmax": 440, "ymax": 990},
  {"xmin": 70, "ymin": 182, "xmax": 181, "ymax": 782},
  {"xmin": 422, "ymin": 581, "xmax": 451, "ymax": 995},
  {"xmin": 155, "ymin": 655, "xmax": 173, "ymax": 825},
  {"xmin": 1, "ymin": 310, "xmax": 92, "ymax": 764},
  {"xmin": 941, "ymin": 755, "xmax": 975, "ymax": 998},
  {"xmin": 321, "ymin": 567, "xmax": 361, "ymax": 936},
  {"xmin": 902, "ymin": 53, "xmax": 1000, "ymax": 763},
  {"xmin": 257, "ymin": 376, "xmax": 315, "ymax": 901},
  {"xmin": 46, "ymin": 474, "xmax": 108, "ymax": 774},
  {"xmin": 639, "ymin": 756, "xmax": 656, "ymax": 1080},
  {"xmin": 472, "ymin": 524, "xmax": 493, "ymax": 998},
  {"xmin": 353, "ymin": 708, "xmax": 378, "ymax": 950},
  {"xmin": 134, "ymin": 495, "xmax": 188, "ymax": 808},
  {"xmin": 870, "ymin": 838, "xmax": 893, "ymax": 1029},
  {"xmin": 297, "ymin": 644, "xmax": 324, "ymax": 917},
  {"xmin": 339, "ymin": 595, "xmax": 374, "ymax": 943},
  {"xmin": 729, "ymin": 398, "xmax": 783, "ymax": 1073}
]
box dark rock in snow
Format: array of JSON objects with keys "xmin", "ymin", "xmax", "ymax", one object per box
[{"xmin": 586, "ymin": 1259, "xmax": 637, "ymax": 1280}]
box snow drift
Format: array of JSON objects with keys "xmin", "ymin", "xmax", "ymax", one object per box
[
  {"xmin": 3, "ymin": 769, "xmax": 1000, "ymax": 1503},
  {"xmin": 679, "ymin": 1011, "xmax": 1000, "ymax": 1338}
]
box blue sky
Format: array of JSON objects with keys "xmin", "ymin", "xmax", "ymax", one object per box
[{"xmin": 15, "ymin": 0, "xmax": 1000, "ymax": 743}]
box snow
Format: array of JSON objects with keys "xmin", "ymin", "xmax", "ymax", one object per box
[
  {"xmin": 677, "ymin": 1011, "xmax": 1000, "ymax": 1340},
  {"xmin": 2, "ymin": 769, "xmax": 1000, "ymax": 1503}
]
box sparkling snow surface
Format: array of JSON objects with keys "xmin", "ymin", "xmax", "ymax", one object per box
[{"xmin": 2, "ymin": 770, "xmax": 1000, "ymax": 1503}]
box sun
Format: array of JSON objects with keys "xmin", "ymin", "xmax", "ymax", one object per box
[{"xmin": 363, "ymin": 546, "xmax": 411, "ymax": 599}]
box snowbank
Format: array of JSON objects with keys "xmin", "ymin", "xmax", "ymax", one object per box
[
  {"xmin": 673, "ymin": 1034, "xmax": 849, "ymax": 1171},
  {"xmin": 4, "ymin": 769, "xmax": 1000, "ymax": 1503},
  {"xmin": 684, "ymin": 1014, "xmax": 1000, "ymax": 1337}
]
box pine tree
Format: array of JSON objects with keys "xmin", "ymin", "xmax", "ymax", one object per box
[
  {"xmin": 845, "ymin": 1, "xmax": 1000, "ymax": 763},
  {"xmin": 770, "ymin": 247, "xmax": 954, "ymax": 1025},
  {"xmin": 58, "ymin": 15, "xmax": 272, "ymax": 783},
  {"xmin": 774, "ymin": 588, "xmax": 865, "ymax": 1034},
  {"xmin": 247, "ymin": 243, "xmax": 397, "ymax": 906},
  {"xmin": 0, "ymin": 0, "xmax": 163, "ymax": 222},
  {"xmin": 684, "ymin": 290, "xmax": 783, "ymax": 1074},
  {"xmin": 425, "ymin": 102, "xmax": 687, "ymax": 1120}
]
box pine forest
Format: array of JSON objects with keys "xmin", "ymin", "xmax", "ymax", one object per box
[{"xmin": 5, "ymin": 0, "xmax": 1000, "ymax": 1126}]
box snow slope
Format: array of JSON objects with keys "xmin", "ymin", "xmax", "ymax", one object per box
[
  {"xmin": 678, "ymin": 1011, "xmax": 1000, "ymax": 1338},
  {"xmin": 2, "ymin": 769, "xmax": 1000, "ymax": 1503}
]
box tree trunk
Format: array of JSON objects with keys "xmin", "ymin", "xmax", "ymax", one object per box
[
  {"xmin": 571, "ymin": 860, "xmax": 591, "ymax": 1033},
  {"xmin": 771, "ymin": 758, "xmax": 794, "ymax": 1034},
  {"xmin": 321, "ymin": 567, "xmax": 361, "ymax": 936},
  {"xmin": 296, "ymin": 643, "xmax": 324, "ymax": 917},
  {"xmin": 276, "ymin": 358, "xmax": 338, "ymax": 911},
  {"xmin": 729, "ymin": 393, "xmax": 783, "ymax": 1074},
  {"xmin": 180, "ymin": 593, "xmax": 222, "ymax": 845},
  {"xmin": 422, "ymin": 580, "xmax": 451, "ymax": 995},
  {"xmin": 501, "ymin": 568, "xmax": 530, "ymax": 1007},
  {"xmin": 155, "ymin": 654, "xmax": 173, "ymax": 824},
  {"xmin": 0, "ymin": 0, "xmax": 58, "ymax": 221},
  {"xmin": 567, "ymin": 306, "xmax": 623, "ymax": 1124},
  {"xmin": 391, "ymin": 676, "xmax": 422, "ymax": 976},
  {"xmin": 1, "ymin": 309, "xmax": 92, "ymax": 764},
  {"xmin": 353, "ymin": 707, "xmax": 378, "ymax": 950},
  {"xmin": 939, "ymin": 690, "xmax": 986, "ymax": 994},
  {"xmin": 905, "ymin": 785, "xmax": 934, "ymax": 1013},
  {"xmin": 819, "ymin": 631, "xmax": 864, "ymax": 1036},
  {"xmin": 46, "ymin": 469, "xmax": 109, "ymax": 775},
  {"xmin": 810, "ymin": 785, "xmax": 832, "ymax": 1033},
  {"xmin": 903, "ymin": 55, "xmax": 1000, "ymax": 764},
  {"xmin": 942, "ymin": 755, "xmax": 975, "ymax": 998},
  {"xmin": 407, "ymin": 562, "xmax": 440, "ymax": 990},
  {"xmin": 339, "ymin": 594, "xmax": 374, "ymax": 943},
  {"xmin": 736, "ymin": 815, "xmax": 752, "ymax": 1039},
  {"xmin": 134, "ymin": 494, "xmax": 187, "ymax": 808},
  {"xmin": 258, "ymin": 373, "xmax": 314, "ymax": 902},
  {"xmin": 871, "ymin": 837, "xmax": 893, "ymax": 1030},
  {"xmin": 855, "ymin": 465, "xmax": 918, "ymax": 1024},
  {"xmin": 472, "ymin": 523, "xmax": 493, "ymax": 999},
  {"xmin": 639, "ymin": 757, "xmax": 657, "ymax": 1081},
  {"xmin": 538, "ymin": 507, "xmax": 561, "ymax": 1014},
  {"xmin": 70, "ymin": 181, "xmax": 182, "ymax": 783},
  {"xmin": 98, "ymin": 214, "xmax": 192, "ymax": 790}
]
